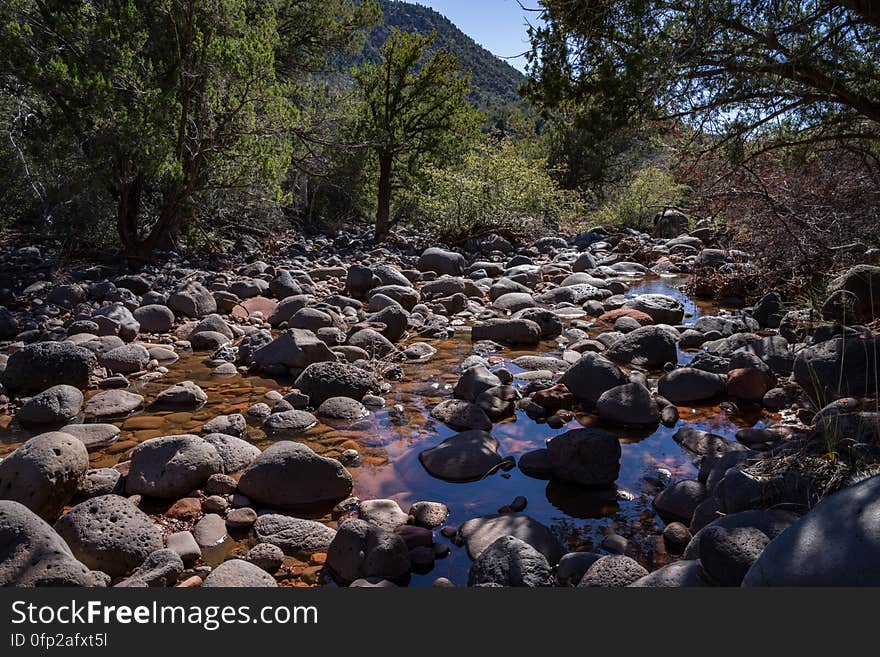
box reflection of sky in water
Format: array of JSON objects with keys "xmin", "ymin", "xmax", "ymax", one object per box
[
  {"xmin": 625, "ymin": 274, "xmax": 721, "ymax": 365},
  {"xmin": 0, "ymin": 276, "xmax": 770, "ymax": 587}
]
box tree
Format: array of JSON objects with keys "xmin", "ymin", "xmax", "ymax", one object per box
[
  {"xmin": 526, "ymin": 1, "xmax": 880, "ymax": 161},
  {"xmin": 353, "ymin": 28, "xmax": 479, "ymax": 241},
  {"xmin": 0, "ymin": 0, "xmax": 375, "ymax": 258}
]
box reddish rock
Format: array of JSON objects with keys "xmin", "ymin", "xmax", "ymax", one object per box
[
  {"xmin": 597, "ymin": 308, "xmax": 654, "ymax": 325},
  {"xmin": 165, "ymin": 497, "xmax": 202, "ymax": 522},
  {"xmin": 727, "ymin": 368, "xmax": 772, "ymax": 402},
  {"xmin": 533, "ymin": 384, "xmax": 575, "ymax": 411},
  {"xmin": 231, "ymin": 296, "xmax": 277, "ymax": 320}
]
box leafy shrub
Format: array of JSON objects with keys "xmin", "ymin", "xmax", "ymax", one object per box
[
  {"xmin": 589, "ymin": 166, "xmax": 688, "ymax": 231},
  {"xmin": 412, "ymin": 136, "xmax": 583, "ymax": 243}
]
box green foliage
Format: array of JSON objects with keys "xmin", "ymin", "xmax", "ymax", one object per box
[
  {"xmin": 590, "ymin": 167, "xmax": 688, "ymax": 231},
  {"xmin": 0, "ymin": 0, "xmax": 374, "ymax": 256},
  {"xmin": 527, "ymin": 1, "xmax": 880, "ymax": 151},
  {"xmin": 413, "ymin": 136, "xmax": 584, "ymax": 243},
  {"xmin": 353, "ymin": 28, "xmax": 481, "ymax": 239}
]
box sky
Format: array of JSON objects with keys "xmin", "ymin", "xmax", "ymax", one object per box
[{"xmin": 407, "ymin": 0, "xmax": 543, "ymax": 72}]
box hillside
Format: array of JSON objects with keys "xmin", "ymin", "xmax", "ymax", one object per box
[{"xmin": 357, "ymin": 1, "xmax": 527, "ymax": 108}]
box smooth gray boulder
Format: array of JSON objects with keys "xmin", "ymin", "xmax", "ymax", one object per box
[
  {"xmin": 658, "ymin": 367, "xmax": 727, "ymax": 404},
  {"xmin": 202, "ymin": 413, "xmax": 247, "ymax": 437},
  {"xmin": 202, "ymin": 559, "xmax": 278, "ymax": 587},
  {"xmin": 624, "ymin": 294, "xmax": 685, "ymax": 325},
  {"xmin": 418, "ymin": 430, "xmax": 503, "ymax": 482},
  {"xmin": 154, "ymin": 381, "xmax": 208, "ymax": 407},
  {"xmin": 201, "ymin": 433, "xmax": 261, "ymax": 473},
  {"xmin": 263, "ymin": 410, "xmax": 318, "ymax": 435},
  {"xmin": 359, "ymin": 499, "xmax": 409, "ymax": 532},
  {"xmin": 743, "ymin": 475, "xmax": 880, "ymax": 586},
  {"xmin": 125, "ymin": 434, "xmax": 222, "ymax": 498},
  {"xmin": 98, "ymin": 344, "xmax": 150, "ymax": 374},
  {"xmin": 167, "ymin": 281, "xmax": 217, "ymax": 318},
  {"xmin": 254, "ymin": 514, "xmax": 337, "ymax": 555},
  {"xmin": 559, "ymin": 353, "xmax": 628, "ymax": 405},
  {"xmin": 653, "ymin": 479, "xmax": 707, "ymax": 524},
  {"xmin": 17, "ymin": 385, "xmax": 84, "ymax": 426},
  {"xmin": 458, "ymin": 513, "xmax": 564, "ymax": 564},
  {"xmin": 417, "ymin": 247, "xmax": 465, "ymax": 275},
  {"xmin": 133, "ymin": 304, "xmax": 175, "ymax": 333},
  {"xmin": 251, "ymin": 329, "xmax": 335, "ymax": 374},
  {"xmin": 453, "ymin": 364, "xmax": 502, "ymax": 402},
  {"xmin": 61, "ymin": 424, "xmax": 120, "ymax": 451},
  {"xmin": 606, "ymin": 325, "xmax": 678, "ymax": 369},
  {"xmin": 430, "ymin": 399, "xmax": 492, "ymax": 431},
  {"xmin": 471, "ymin": 319, "xmax": 542, "ymax": 346},
  {"xmin": 294, "ymin": 361, "xmax": 380, "ymax": 406},
  {"xmin": 83, "ymin": 389, "xmax": 144, "ymax": 418},
  {"xmin": 596, "ymin": 383, "xmax": 659, "ymax": 427},
  {"xmin": 238, "ymin": 441, "xmax": 353, "ymax": 510},
  {"xmin": 326, "ymin": 518, "xmax": 410, "ymax": 584}
]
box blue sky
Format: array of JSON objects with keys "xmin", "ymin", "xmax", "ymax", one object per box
[{"xmin": 405, "ymin": 0, "xmax": 542, "ymax": 72}]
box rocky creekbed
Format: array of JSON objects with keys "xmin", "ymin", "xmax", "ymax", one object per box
[{"xmin": 1, "ymin": 222, "xmax": 879, "ymax": 588}]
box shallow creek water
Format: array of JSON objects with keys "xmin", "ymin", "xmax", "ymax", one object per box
[{"xmin": 0, "ymin": 275, "xmax": 773, "ymax": 586}]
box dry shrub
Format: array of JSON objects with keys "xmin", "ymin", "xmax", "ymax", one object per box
[{"xmin": 685, "ymin": 143, "xmax": 880, "ymax": 303}]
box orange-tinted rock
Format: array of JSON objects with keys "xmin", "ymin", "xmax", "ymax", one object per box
[
  {"xmin": 727, "ymin": 368, "xmax": 772, "ymax": 402},
  {"xmin": 597, "ymin": 308, "xmax": 654, "ymax": 325},
  {"xmin": 231, "ymin": 296, "xmax": 278, "ymax": 320},
  {"xmin": 533, "ymin": 384, "xmax": 575, "ymax": 411},
  {"xmin": 165, "ymin": 497, "xmax": 202, "ymax": 521}
]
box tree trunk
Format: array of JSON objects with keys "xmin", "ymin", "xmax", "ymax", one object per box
[
  {"xmin": 374, "ymin": 151, "xmax": 393, "ymax": 242},
  {"xmin": 116, "ymin": 173, "xmax": 181, "ymax": 261},
  {"xmin": 117, "ymin": 170, "xmax": 147, "ymax": 258}
]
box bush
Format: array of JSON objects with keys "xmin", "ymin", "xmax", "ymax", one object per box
[
  {"xmin": 589, "ymin": 166, "xmax": 688, "ymax": 231},
  {"xmin": 412, "ymin": 136, "xmax": 583, "ymax": 243}
]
